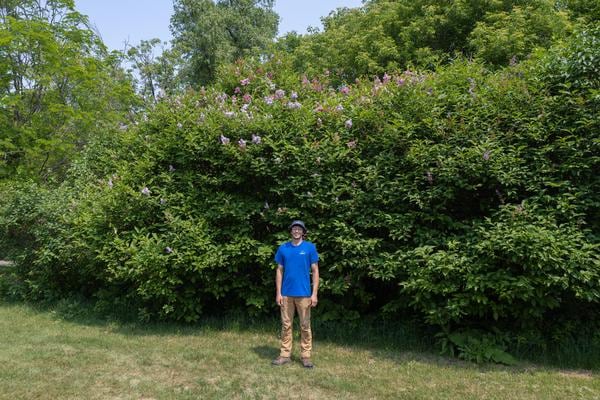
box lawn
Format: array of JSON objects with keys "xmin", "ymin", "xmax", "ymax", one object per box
[{"xmin": 0, "ymin": 302, "xmax": 598, "ymax": 400}]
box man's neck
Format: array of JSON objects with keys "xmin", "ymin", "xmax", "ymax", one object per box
[{"xmin": 291, "ymin": 238, "xmax": 303, "ymax": 246}]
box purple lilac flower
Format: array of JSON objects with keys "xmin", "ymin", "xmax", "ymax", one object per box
[
  {"xmin": 264, "ymin": 96, "xmax": 274, "ymax": 105},
  {"xmin": 312, "ymin": 79, "xmax": 323, "ymax": 92},
  {"xmin": 224, "ymin": 111, "xmax": 235, "ymax": 118},
  {"xmin": 107, "ymin": 178, "xmax": 113, "ymax": 188},
  {"xmin": 510, "ymin": 55, "xmax": 518, "ymax": 66},
  {"xmin": 345, "ymin": 119, "xmax": 353, "ymax": 129},
  {"xmin": 243, "ymin": 93, "xmax": 252, "ymax": 103},
  {"xmin": 483, "ymin": 150, "xmax": 491, "ymax": 161},
  {"xmin": 234, "ymin": 87, "xmax": 241, "ymax": 94},
  {"xmin": 220, "ymin": 135, "xmax": 230, "ymax": 145},
  {"xmin": 374, "ymin": 76, "xmax": 382, "ymax": 86},
  {"xmin": 302, "ymin": 75, "xmax": 310, "ymax": 86},
  {"xmin": 238, "ymin": 138, "xmax": 247, "ymax": 149},
  {"xmin": 252, "ymin": 134, "xmax": 261, "ymax": 144},
  {"xmin": 290, "ymin": 91, "xmax": 298, "ymax": 100},
  {"xmin": 287, "ymin": 101, "xmax": 302, "ymax": 110},
  {"xmin": 240, "ymin": 78, "xmax": 250, "ymax": 86},
  {"xmin": 382, "ymin": 73, "xmax": 391, "ymax": 84},
  {"xmin": 141, "ymin": 187, "xmax": 151, "ymax": 196},
  {"xmin": 314, "ymin": 104, "xmax": 324, "ymax": 112},
  {"xmin": 335, "ymin": 104, "xmax": 344, "ymax": 112},
  {"xmin": 347, "ymin": 140, "xmax": 357, "ymax": 148},
  {"xmin": 274, "ymin": 89, "xmax": 285, "ymax": 99},
  {"xmin": 165, "ymin": 246, "xmax": 173, "ymax": 254},
  {"xmin": 340, "ymin": 86, "xmax": 350, "ymax": 95}
]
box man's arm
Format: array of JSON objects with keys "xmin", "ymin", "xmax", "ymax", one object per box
[
  {"xmin": 310, "ymin": 263, "xmax": 319, "ymax": 307},
  {"xmin": 275, "ymin": 265, "xmax": 284, "ymax": 306}
]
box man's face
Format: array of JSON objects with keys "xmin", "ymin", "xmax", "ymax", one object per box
[{"xmin": 290, "ymin": 226, "xmax": 304, "ymax": 240}]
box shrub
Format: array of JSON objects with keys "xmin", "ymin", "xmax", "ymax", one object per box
[{"xmin": 1, "ymin": 31, "xmax": 597, "ymax": 337}]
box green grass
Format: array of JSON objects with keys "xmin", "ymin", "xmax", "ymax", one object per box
[{"xmin": 0, "ymin": 301, "xmax": 599, "ymax": 399}]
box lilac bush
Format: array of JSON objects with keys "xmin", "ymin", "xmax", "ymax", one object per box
[{"xmin": 2, "ymin": 34, "xmax": 598, "ymax": 336}]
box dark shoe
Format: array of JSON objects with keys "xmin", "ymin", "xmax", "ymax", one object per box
[
  {"xmin": 301, "ymin": 358, "xmax": 314, "ymax": 368},
  {"xmin": 271, "ymin": 356, "xmax": 291, "ymax": 366}
]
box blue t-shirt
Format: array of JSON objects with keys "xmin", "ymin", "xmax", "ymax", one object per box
[{"xmin": 274, "ymin": 240, "xmax": 319, "ymax": 297}]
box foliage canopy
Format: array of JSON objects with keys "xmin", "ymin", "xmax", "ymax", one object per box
[
  {"xmin": 0, "ymin": 0, "xmax": 137, "ymax": 180},
  {"xmin": 170, "ymin": 0, "xmax": 279, "ymax": 86},
  {"xmin": 0, "ymin": 1, "xmax": 598, "ymax": 363}
]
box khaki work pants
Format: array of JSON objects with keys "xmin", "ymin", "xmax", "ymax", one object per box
[{"xmin": 279, "ymin": 296, "xmax": 312, "ymax": 359}]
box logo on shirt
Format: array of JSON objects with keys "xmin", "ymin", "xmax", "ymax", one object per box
[{"xmin": 299, "ymin": 251, "xmax": 306, "ymax": 255}]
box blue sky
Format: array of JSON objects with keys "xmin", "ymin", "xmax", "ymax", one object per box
[{"xmin": 75, "ymin": 0, "xmax": 364, "ymax": 51}]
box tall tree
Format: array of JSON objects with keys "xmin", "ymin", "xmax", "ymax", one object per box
[
  {"xmin": 0, "ymin": 0, "xmax": 137, "ymax": 180},
  {"xmin": 170, "ymin": 0, "xmax": 279, "ymax": 86},
  {"xmin": 282, "ymin": 0, "xmax": 573, "ymax": 80},
  {"xmin": 126, "ymin": 38, "xmax": 179, "ymax": 102}
]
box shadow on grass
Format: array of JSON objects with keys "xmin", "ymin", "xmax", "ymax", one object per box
[
  {"xmin": 252, "ymin": 345, "xmax": 278, "ymax": 361},
  {"xmin": 1, "ymin": 294, "xmax": 599, "ymax": 373}
]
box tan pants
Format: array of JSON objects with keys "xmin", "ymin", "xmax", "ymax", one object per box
[{"xmin": 279, "ymin": 296, "xmax": 312, "ymax": 358}]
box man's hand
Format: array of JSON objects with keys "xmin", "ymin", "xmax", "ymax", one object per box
[
  {"xmin": 310, "ymin": 294, "xmax": 318, "ymax": 307},
  {"xmin": 276, "ymin": 293, "xmax": 283, "ymax": 306}
]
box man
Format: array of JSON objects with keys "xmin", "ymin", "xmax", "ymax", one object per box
[{"xmin": 272, "ymin": 220, "xmax": 320, "ymax": 368}]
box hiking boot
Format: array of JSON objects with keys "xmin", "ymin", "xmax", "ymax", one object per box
[
  {"xmin": 301, "ymin": 357, "xmax": 314, "ymax": 368},
  {"xmin": 271, "ymin": 356, "xmax": 291, "ymax": 366}
]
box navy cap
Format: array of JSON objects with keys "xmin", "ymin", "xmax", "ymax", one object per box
[{"xmin": 288, "ymin": 220, "xmax": 307, "ymax": 232}]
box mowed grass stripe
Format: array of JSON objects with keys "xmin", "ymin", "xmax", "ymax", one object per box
[{"xmin": 0, "ymin": 302, "xmax": 598, "ymax": 400}]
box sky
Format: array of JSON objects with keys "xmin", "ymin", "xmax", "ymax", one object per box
[{"xmin": 75, "ymin": 0, "xmax": 364, "ymax": 51}]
